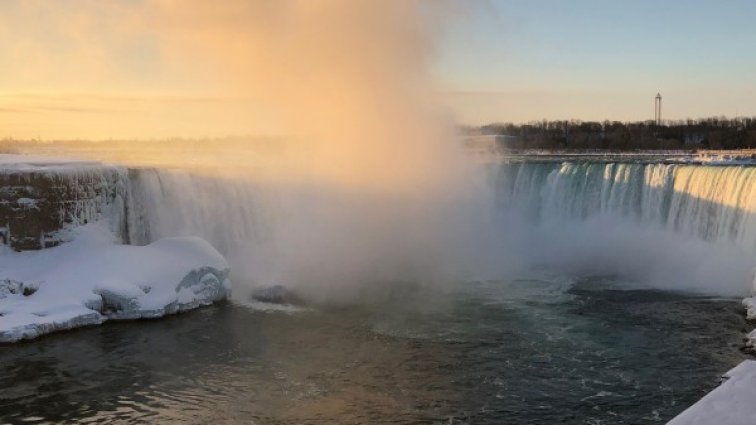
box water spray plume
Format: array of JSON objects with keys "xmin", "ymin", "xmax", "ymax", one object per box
[
  {"xmin": 130, "ymin": 1, "xmax": 487, "ymax": 298},
  {"xmin": 145, "ymin": 0, "xmax": 464, "ymax": 193}
]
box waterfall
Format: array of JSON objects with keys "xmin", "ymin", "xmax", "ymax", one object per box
[
  {"xmin": 497, "ymin": 162, "xmax": 756, "ymax": 254},
  {"xmin": 125, "ymin": 169, "xmax": 275, "ymax": 251},
  {"xmin": 122, "ymin": 165, "xmax": 494, "ymax": 298},
  {"xmin": 119, "ymin": 161, "xmax": 756, "ymax": 296}
]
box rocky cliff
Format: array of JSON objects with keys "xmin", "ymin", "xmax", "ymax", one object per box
[{"xmin": 0, "ymin": 155, "xmax": 128, "ymax": 251}]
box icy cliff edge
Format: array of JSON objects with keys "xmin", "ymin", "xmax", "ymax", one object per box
[{"xmin": 0, "ymin": 224, "xmax": 231, "ymax": 343}]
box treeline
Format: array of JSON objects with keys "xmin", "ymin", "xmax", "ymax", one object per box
[{"xmin": 473, "ymin": 117, "xmax": 756, "ymax": 150}]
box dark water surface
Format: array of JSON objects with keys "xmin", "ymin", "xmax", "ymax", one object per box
[{"xmin": 0, "ymin": 278, "xmax": 749, "ymax": 424}]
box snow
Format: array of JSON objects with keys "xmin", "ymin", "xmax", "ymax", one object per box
[
  {"xmin": 0, "ymin": 223, "xmax": 231, "ymax": 343},
  {"xmin": 696, "ymin": 152, "xmax": 756, "ymax": 165},
  {"xmin": 742, "ymin": 297, "xmax": 756, "ymax": 321},
  {"xmin": 667, "ymin": 360, "xmax": 756, "ymax": 425}
]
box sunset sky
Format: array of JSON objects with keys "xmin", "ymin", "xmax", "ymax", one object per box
[{"xmin": 1, "ymin": 0, "xmax": 754, "ymax": 139}]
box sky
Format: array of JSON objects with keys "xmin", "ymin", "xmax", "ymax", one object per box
[
  {"xmin": 0, "ymin": 0, "xmax": 755, "ymax": 139},
  {"xmin": 437, "ymin": 0, "xmax": 756, "ymax": 125}
]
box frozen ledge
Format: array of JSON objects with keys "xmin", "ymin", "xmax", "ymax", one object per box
[
  {"xmin": 742, "ymin": 296, "xmax": 756, "ymax": 348},
  {"xmin": 0, "ymin": 224, "xmax": 231, "ymax": 343},
  {"xmin": 667, "ymin": 360, "xmax": 756, "ymax": 425}
]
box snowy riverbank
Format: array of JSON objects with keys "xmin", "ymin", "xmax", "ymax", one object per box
[
  {"xmin": 0, "ymin": 224, "xmax": 231, "ymax": 343},
  {"xmin": 667, "ymin": 360, "xmax": 756, "ymax": 425}
]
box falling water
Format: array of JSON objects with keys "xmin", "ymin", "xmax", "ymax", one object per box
[
  {"xmin": 115, "ymin": 160, "xmax": 756, "ymax": 297},
  {"xmin": 497, "ymin": 162, "xmax": 756, "ymax": 252}
]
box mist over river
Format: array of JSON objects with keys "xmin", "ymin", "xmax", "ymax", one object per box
[
  {"xmin": 4, "ymin": 1, "xmax": 756, "ymax": 423},
  {"xmin": 2, "ymin": 155, "xmax": 756, "ymax": 424}
]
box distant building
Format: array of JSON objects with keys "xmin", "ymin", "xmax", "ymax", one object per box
[{"xmin": 655, "ymin": 93, "xmax": 662, "ymax": 125}]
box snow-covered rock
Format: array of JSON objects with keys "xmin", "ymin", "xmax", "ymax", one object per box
[
  {"xmin": 250, "ymin": 284, "xmax": 302, "ymax": 305},
  {"xmin": 741, "ymin": 297, "xmax": 756, "ymax": 348},
  {"xmin": 741, "ymin": 271, "xmax": 756, "ymax": 347},
  {"xmin": 0, "ymin": 224, "xmax": 231, "ymax": 343},
  {"xmin": 742, "ymin": 296, "xmax": 756, "ymax": 321},
  {"xmin": 667, "ymin": 360, "xmax": 756, "ymax": 425}
]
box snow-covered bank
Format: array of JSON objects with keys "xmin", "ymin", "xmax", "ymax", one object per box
[
  {"xmin": 0, "ymin": 224, "xmax": 231, "ymax": 343},
  {"xmin": 667, "ymin": 360, "xmax": 756, "ymax": 425}
]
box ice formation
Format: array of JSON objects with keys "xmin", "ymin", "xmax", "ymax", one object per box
[
  {"xmin": 0, "ymin": 154, "xmax": 231, "ymax": 343},
  {"xmin": 0, "ymin": 154, "xmax": 128, "ymax": 250}
]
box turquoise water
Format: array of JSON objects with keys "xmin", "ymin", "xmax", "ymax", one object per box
[{"xmin": 0, "ymin": 277, "xmax": 748, "ymax": 424}]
